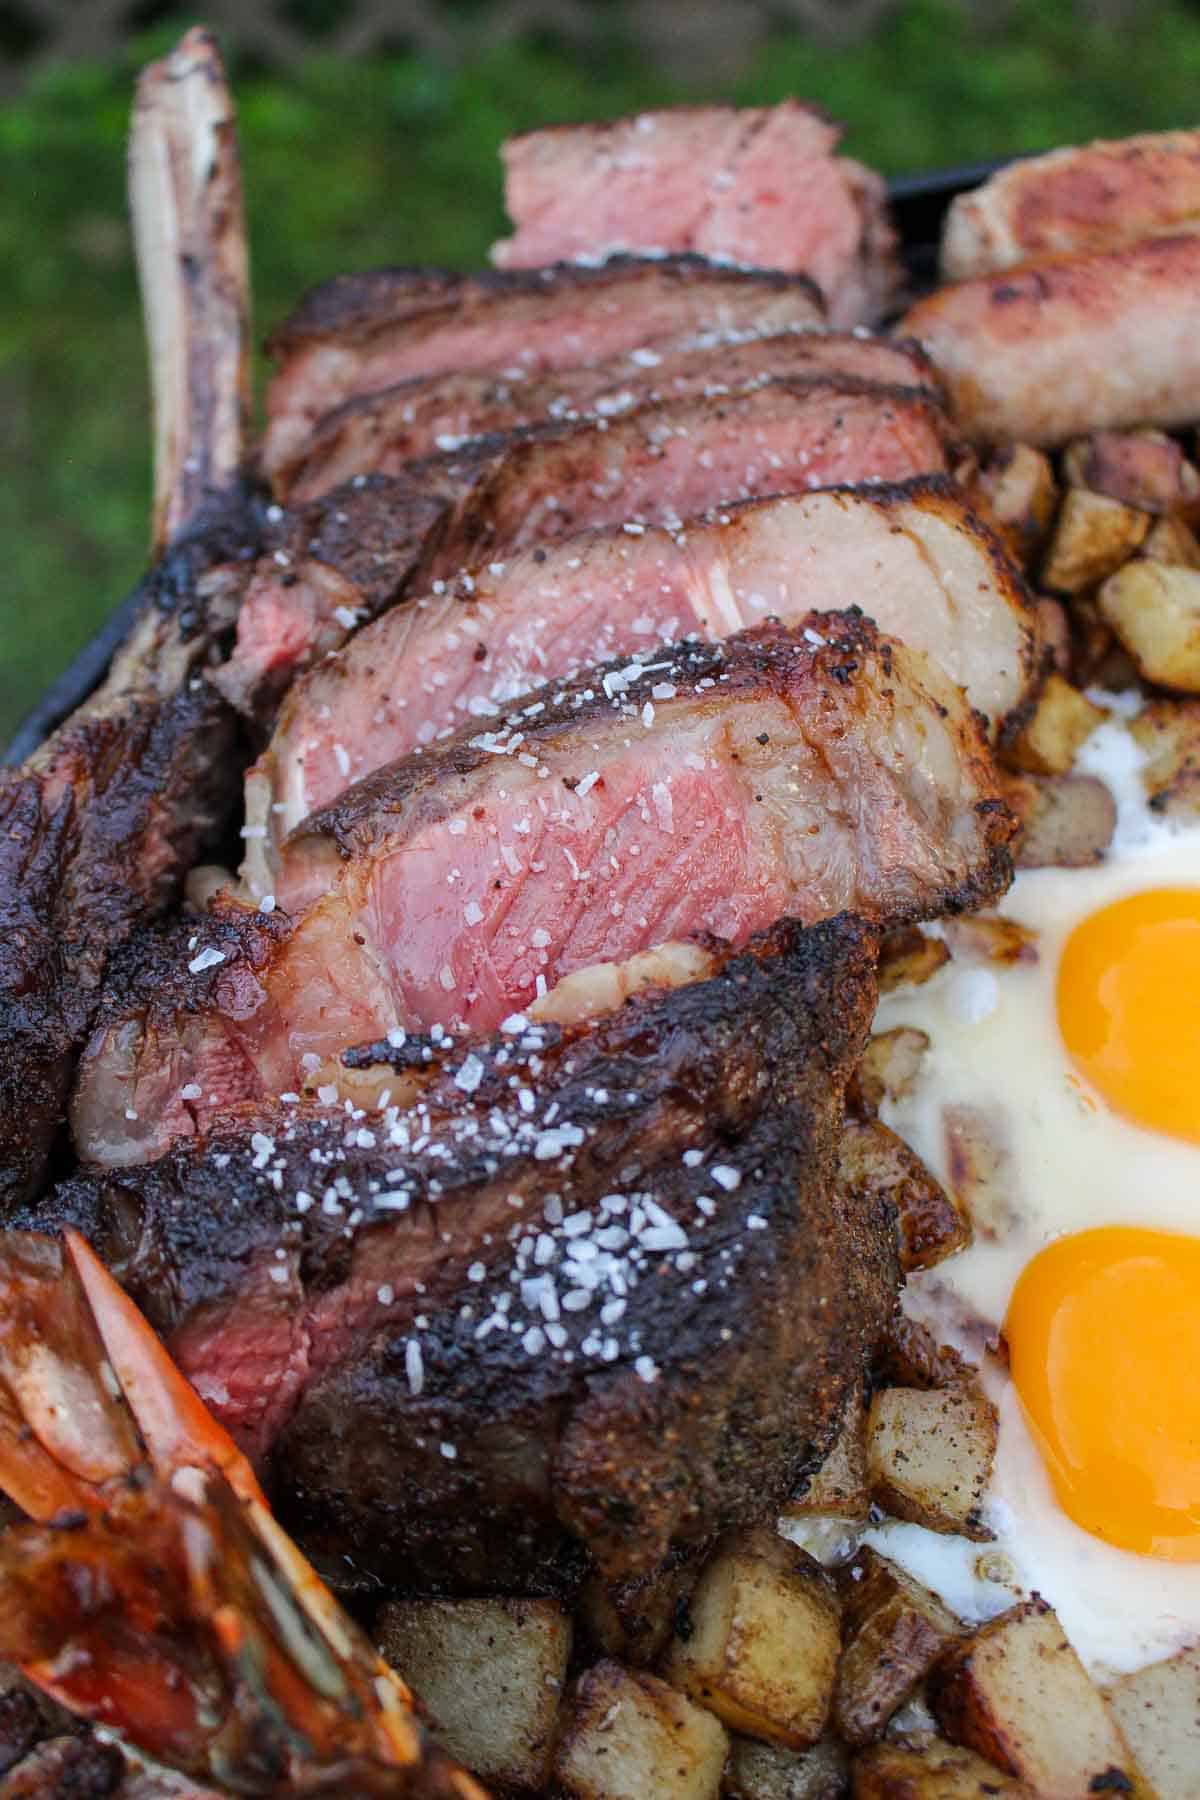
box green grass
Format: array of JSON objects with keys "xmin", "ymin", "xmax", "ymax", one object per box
[{"xmin": 4, "ymin": 0, "xmax": 1200, "ymax": 740}]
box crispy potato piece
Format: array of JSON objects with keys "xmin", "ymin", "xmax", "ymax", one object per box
[
  {"xmin": 856, "ymin": 1029, "xmax": 931, "ymax": 1116},
  {"xmin": 976, "ymin": 445, "xmax": 1059, "ymax": 568},
  {"xmin": 866, "ymin": 1386, "xmax": 997, "ymax": 1541},
  {"xmin": 840, "ymin": 1117, "xmax": 969, "ymax": 1274},
  {"xmin": 928, "ymin": 1599, "xmax": 1143, "ymax": 1794},
  {"xmin": 1099, "ymin": 559, "xmax": 1200, "ymax": 691},
  {"xmin": 874, "ymin": 1317, "xmax": 972, "ymax": 1393},
  {"xmin": 376, "ymin": 1596, "xmax": 571, "ymax": 1789},
  {"xmin": 1141, "ymin": 512, "xmax": 1200, "ymax": 569},
  {"xmin": 555, "ymin": 1661, "xmax": 728, "ymax": 1800},
  {"xmin": 942, "ymin": 1104, "xmax": 1016, "ymax": 1241},
  {"xmin": 665, "ymin": 1530, "xmax": 841, "ymax": 1750},
  {"xmin": 783, "ymin": 1393, "xmax": 870, "ymax": 1526},
  {"xmin": 941, "ymin": 916, "xmax": 1037, "ymax": 967},
  {"xmin": 1040, "ymin": 488, "xmax": 1150, "ymax": 594},
  {"xmin": 1063, "ymin": 429, "xmax": 1200, "ymax": 518},
  {"xmin": 579, "ymin": 1559, "xmax": 700, "ymax": 1667},
  {"xmin": 724, "ymin": 1734, "xmax": 848, "ymax": 1798},
  {"xmin": 833, "ymin": 1549, "xmax": 961, "ymax": 1747},
  {"xmin": 1107, "ymin": 1645, "xmax": 1200, "ymax": 1800},
  {"xmin": 1033, "ymin": 597, "xmax": 1071, "ymax": 676},
  {"xmin": 878, "ymin": 928, "xmax": 950, "ymax": 995},
  {"xmin": 1002, "ymin": 771, "xmax": 1116, "ymax": 868},
  {"xmin": 1004, "ymin": 673, "xmax": 1107, "ymax": 776},
  {"xmin": 1130, "ymin": 696, "xmax": 1200, "ymax": 819},
  {"xmin": 852, "ymin": 1733, "xmax": 1032, "ymax": 1797}
]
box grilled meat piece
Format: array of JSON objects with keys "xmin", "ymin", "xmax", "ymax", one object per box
[
  {"xmin": 492, "ymin": 103, "xmax": 902, "ymax": 328},
  {"xmin": 275, "ymin": 329, "xmax": 941, "ymax": 503},
  {"xmin": 73, "ymin": 619, "xmax": 1012, "ymax": 1168},
  {"xmin": 903, "ymin": 232, "xmax": 1200, "ymax": 446},
  {"xmin": 262, "ymin": 255, "xmax": 825, "ymax": 480},
  {"xmin": 942, "ymin": 129, "xmax": 1200, "ymax": 281},
  {"xmin": 51, "ymin": 916, "xmax": 898, "ymax": 1594}
]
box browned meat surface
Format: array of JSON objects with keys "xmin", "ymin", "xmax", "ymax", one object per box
[
  {"xmin": 49, "ymin": 916, "xmax": 898, "ymax": 1595},
  {"xmin": 262, "ymin": 255, "xmax": 825, "ymax": 480},
  {"xmin": 72, "ymin": 619, "xmax": 1011, "ymax": 1168},
  {"xmin": 492, "ymin": 104, "xmax": 902, "ymax": 328},
  {"xmin": 245, "ymin": 478, "xmax": 1033, "ymax": 882},
  {"xmin": 273, "ymin": 328, "xmax": 940, "ymax": 503},
  {"xmin": 942, "ymin": 129, "xmax": 1200, "ymax": 280},
  {"xmin": 903, "ymin": 232, "xmax": 1200, "ymax": 446}
]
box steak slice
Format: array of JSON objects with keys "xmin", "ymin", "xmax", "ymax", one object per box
[
  {"xmin": 73, "ymin": 618, "xmax": 1012, "ymax": 1167},
  {"xmin": 273, "ymin": 329, "xmax": 940, "ymax": 502},
  {"xmin": 246, "ymin": 477, "xmax": 1034, "ymax": 881},
  {"xmin": 51, "ymin": 916, "xmax": 898, "ymax": 1593},
  {"xmin": 491, "ymin": 103, "xmax": 902, "ymax": 327},
  {"xmin": 262, "ymin": 255, "xmax": 826, "ymax": 481}
]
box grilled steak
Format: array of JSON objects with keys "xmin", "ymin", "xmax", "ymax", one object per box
[
  {"xmin": 273, "ymin": 328, "xmax": 940, "ymax": 504},
  {"xmin": 73, "ymin": 619, "xmax": 1011, "ymax": 1168},
  {"xmin": 903, "ymin": 232, "xmax": 1200, "ymax": 446},
  {"xmin": 262, "ymin": 255, "xmax": 825, "ymax": 480},
  {"xmin": 492, "ymin": 103, "xmax": 902, "ymax": 328},
  {"xmin": 51, "ymin": 916, "xmax": 898, "ymax": 1594},
  {"xmin": 942, "ymin": 129, "xmax": 1200, "ymax": 281},
  {"xmin": 245, "ymin": 477, "xmax": 1033, "ymax": 880}
]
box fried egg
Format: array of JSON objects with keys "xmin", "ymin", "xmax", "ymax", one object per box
[{"xmin": 867, "ymin": 711, "xmax": 1200, "ymax": 1676}]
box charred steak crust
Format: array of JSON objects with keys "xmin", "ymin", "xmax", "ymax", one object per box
[{"xmin": 48, "ymin": 916, "xmax": 894, "ymax": 1596}]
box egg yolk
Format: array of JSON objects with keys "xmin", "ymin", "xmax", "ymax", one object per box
[
  {"xmin": 1057, "ymin": 887, "xmax": 1200, "ymax": 1145},
  {"xmin": 1007, "ymin": 1227, "xmax": 1200, "ymax": 1559}
]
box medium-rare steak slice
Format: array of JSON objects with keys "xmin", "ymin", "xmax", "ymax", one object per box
[
  {"xmin": 492, "ymin": 103, "xmax": 902, "ymax": 329},
  {"xmin": 262, "ymin": 255, "xmax": 825, "ymax": 480},
  {"xmin": 73, "ymin": 619, "xmax": 1012, "ymax": 1168},
  {"xmin": 51, "ymin": 916, "xmax": 898, "ymax": 1594},
  {"xmin": 274, "ymin": 329, "xmax": 941, "ymax": 502},
  {"xmin": 245, "ymin": 477, "xmax": 1033, "ymax": 882}
]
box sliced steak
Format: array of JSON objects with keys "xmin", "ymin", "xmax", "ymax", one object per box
[
  {"xmin": 274, "ymin": 329, "xmax": 940, "ymax": 502},
  {"xmin": 492, "ymin": 103, "xmax": 902, "ymax": 328},
  {"xmin": 73, "ymin": 619, "xmax": 1012, "ymax": 1167},
  {"xmin": 247, "ymin": 477, "xmax": 1034, "ymax": 880},
  {"xmin": 52, "ymin": 916, "xmax": 898, "ymax": 1593},
  {"xmin": 262, "ymin": 255, "xmax": 825, "ymax": 481}
]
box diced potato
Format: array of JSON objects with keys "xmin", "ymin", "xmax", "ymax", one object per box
[
  {"xmin": 855, "ymin": 1029, "xmax": 931, "ymax": 1116},
  {"xmin": 878, "ymin": 928, "xmax": 950, "ymax": 995},
  {"xmin": 866, "ymin": 1386, "xmax": 997, "ymax": 1541},
  {"xmin": 1002, "ymin": 771, "xmax": 1116, "ymax": 869},
  {"xmin": 1003, "ymin": 673, "xmax": 1107, "ymax": 777},
  {"xmin": 1040, "ymin": 488, "xmax": 1150, "ymax": 594},
  {"xmin": 1034, "ymin": 597, "xmax": 1071, "ymax": 676},
  {"xmin": 1130, "ymin": 697, "xmax": 1200, "ymax": 820},
  {"xmin": 833, "ymin": 1550, "xmax": 961, "ymax": 1748},
  {"xmin": 555, "ymin": 1661, "xmax": 728, "ymax": 1800},
  {"xmin": 723, "ymin": 1733, "xmax": 848, "ymax": 1798},
  {"xmin": 839, "ymin": 1117, "xmax": 969, "ymax": 1274},
  {"xmin": 579, "ymin": 1560, "xmax": 699, "ymax": 1667},
  {"xmin": 783, "ymin": 1393, "xmax": 869, "ymax": 1525},
  {"xmin": 376, "ymin": 1596, "xmax": 571, "ymax": 1790},
  {"xmin": 1107, "ymin": 1644, "xmax": 1200, "ymax": 1800},
  {"xmin": 1141, "ymin": 513, "xmax": 1200, "ymax": 569},
  {"xmin": 852, "ymin": 1732, "xmax": 1032, "ymax": 1797},
  {"xmin": 976, "ymin": 444, "xmax": 1059, "ymax": 568},
  {"xmin": 1099, "ymin": 560, "xmax": 1200, "ymax": 691},
  {"xmin": 941, "ymin": 916, "xmax": 1037, "ymax": 967},
  {"xmin": 942, "ymin": 1104, "xmax": 1016, "ymax": 1241},
  {"xmin": 1063, "ymin": 429, "xmax": 1200, "ymax": 519},
  {"xmin": 874, "ymin": 1317, "xmax": 971, "ymax": 1394},
  {"xmin": 665, "ymin": 1530, "xmax": 841, "ymax": 1749},
  {"xmin": 928, "ymin": 1599, "xmax": 1142, "ymax": 1795}
]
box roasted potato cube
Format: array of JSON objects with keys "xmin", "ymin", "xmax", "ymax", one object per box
[
  {"xmin": 723, "ymin": 1733, "xmax": 848, "ymax": 1798},
  {"xmin": 942, "ymin": 1104, "xmax": 1016, "ymax": 1241},
  {"xmin": 1063, "ymin": 428, "xmax": 1200, "ymax": 517},
  {"xmin": 665, "ymin": 1531, "xmax": 841, "ymax": 1749},
  {"xmin": 866, "ymin": 1385, "xmax": 997, "ymax": 1541},
  {"xmin": 1033, "ymin": 597, "xmax": 1071, "ymax": 676},
  {"xmin": 1107, "ymin": 1644, "xmax": 1200, "ymax": 1800},
  {"xmin": 1040, "ymin": 488, "xmax": 1150, "ymax": 594},
  {"xmin": 376, "ymin": 1596, "xmax": 571, "ymax": 1789},
  {"xmin": 856, "ymin": 1029, "xmax": 931, "ymax": 1116},
  {"xmin": 1141, "ymin": 513, "xmax": 1200, "ymax": 569},
  {"xmin": 852, "ymin": 1732, "xmax": 1032, "ymax": 1797},
  {"xmin": 783, "ymin": 1394, "xmax": 869, "ymax": 1525},
  {"xmin": 1004, "ymin": 673, "xmax": 1107, "ymax": 776},
  {"xmin": 874, "ymin": 1317, "xmax": 971, "ymax": 1394},
  {"xmin": 878, "ymin": 928, "xmax": 950, "ymax": 995},
  {"xmin": 833, "ymin": 1550, "xmax": 961, "ymax": 1748},
  {"xmin": 1003, "ymin": 771, "xmax": 1116, "ymax": 869},
  {"xmin": 941, "ymin": 916, "xmax": 1037, "ymax": 967},
  {"xmin": 555, "ymin": 1661, "xmax": 727, "ymax": 1800},
  {"xmin": 1130, "ymin": 697, "xmax": 1200, "ymax": 819},
  {"xmin": 928, "ymin": 1599, "xmax": 1141, "ymax": 1794},
  {"xmin": 1099, "ymin": 560, "xmax": 1200, "ymax": 691},
  {"xmin": 976, "ymin": 444, "xmax": 1059, "ymax": 567},
  {"xmin": 839, "ymin": 1117, "xmax": 969, "ymax": 1274},
  {"xmin": 579, "ymin": 1560, "xmax": 700, "ymax": 1667}
]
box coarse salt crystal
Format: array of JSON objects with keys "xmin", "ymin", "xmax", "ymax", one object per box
[
  {"xmin": 180, "ymin": 1083, "xmax": 202, "ymax": 1101},
  {"xmin": 377, "ymin": 1284, "xmax": 395, "ymax": 1305},
  {"xmin": 575, "ymin": 771, "xmax": 600, "ymax": 798},
  {"xmin": 634, "ymin": 1355, "xmax": 659, "ymax": 1383},
  {"xmin": 463, "ymin": 899, "xmax": 484, "ymax": 926},
  {"xmin": 188, "ymin": 947, "xmax": 226, "ymax": 974},
  {"xmin": 405, "ymin": 1339, "xmax": 424, "ymax": 1395},
  {"xmin": 711, "ymin": 1165, "xmax": 741, "ymax": 1192}
]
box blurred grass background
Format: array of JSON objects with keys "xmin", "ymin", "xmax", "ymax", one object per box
[{"xmin": 4, "ymin": 0, "xmax": 1200, "ymax": 742}]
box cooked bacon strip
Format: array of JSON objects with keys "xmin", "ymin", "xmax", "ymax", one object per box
[
  {"xmin": 942, "ymin": 130, "xmax": 1200, "ymax": 280},
  {"xmin": 903, "ymin": 233, "xmax": 1200, "ymax": 446}
]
